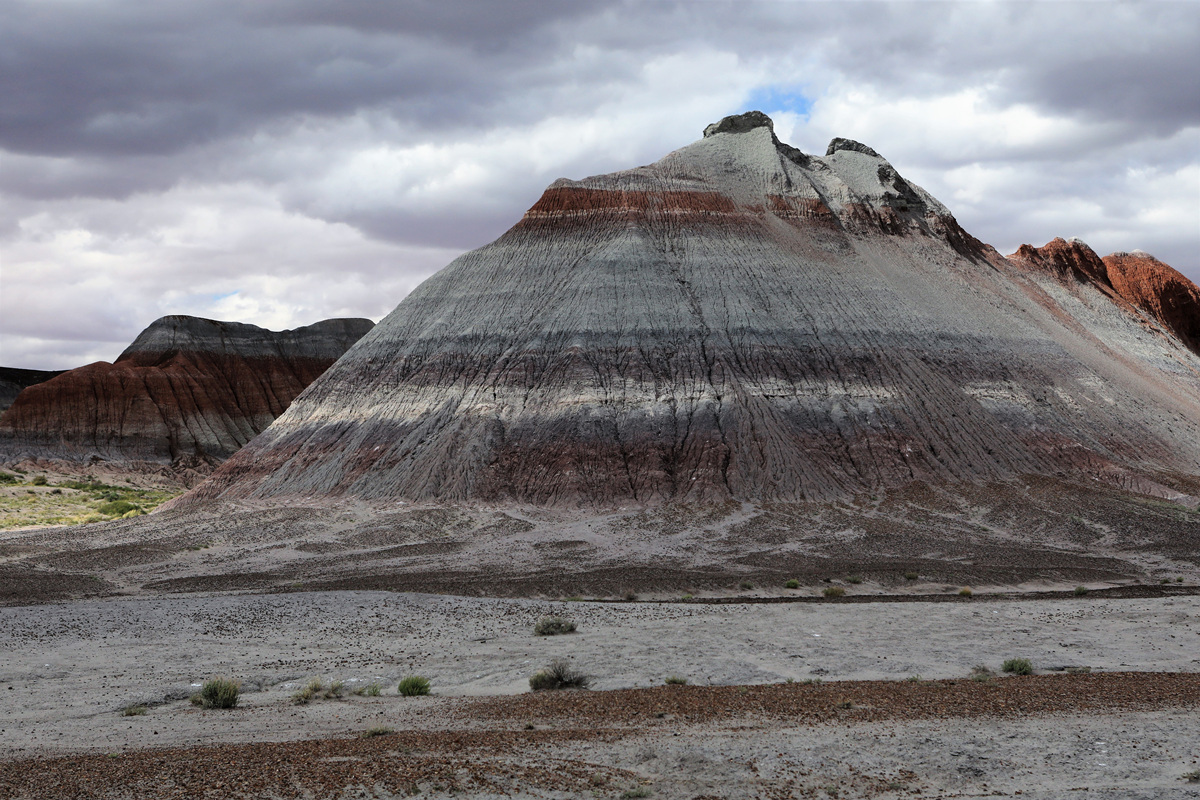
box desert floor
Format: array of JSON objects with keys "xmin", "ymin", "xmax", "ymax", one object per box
[{"xmin": 1, "ymin": 589, "xmax": 1198, "ymax": 798}]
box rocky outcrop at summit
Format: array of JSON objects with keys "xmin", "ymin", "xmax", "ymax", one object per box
[
  {"xmin": 0, "ymin": 368, "xmax": 64, "ymax": 415},
  {"xmin": 1102, "ymin": 250, "xmax": 1200, "ymax": 356},
  {"xmin": 179, "ymin": 112, "xmax": 1200, "ymax": 510},
  {"xmin": 0, "ymin": 316, "xmax": 373, "ymax": 467},
  {"xmin": 1009, "ymin": 238, "xmax": 1200, "ymax": 357}
]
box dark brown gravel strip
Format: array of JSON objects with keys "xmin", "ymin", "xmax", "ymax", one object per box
[
  {"xmin": 462, "ymin": 670, "xmax": 1200, "ymax": 726},
  {"xmin": 2, "ymin": 672, "xmax": 1197, "ymax": 799}
]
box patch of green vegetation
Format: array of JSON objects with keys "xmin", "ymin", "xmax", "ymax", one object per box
[
  {"xmin": 958, "ymin": 587, "xmax": 973, "ymax": 597},
  {"xmin": 663, "ymin": 675, "xmax": 688, "ymax": 685},
  {"xmin": 198, "ymin": 677, "xmax": 239, "ymax": 709},
  {"xmin": 904, "ymin": 571, "xmax": 919, "ymax": 580},
  {"xmin": 121, "ymin": 704, "xmax": 147, "ymax": 716},
  {"xmin": 0, "ymin": 480, "xmax": 182, "ymax": 530},
  {"xmin": 784, "ymin": 579, "xmax": 800, "ymax": 589},
  {"xmin": 398, "ymin": 675, "xmax": 431, "ymax": 696},
  {"xmin": 352, "ymin": 682, "xmax": 382, "ymax": 697},
  {"xmin": 1002, "ymin": 658, "xmax": 1033, "ymax": 675},
  {"xmin": 1074, "ymin": 585, "xmax": 1088, "ymax": 595},
  {"xmin": 822, "ymin": 586, "xmax": 845, "ymax": 598},
  {"xmin": 845, "ymin": 575, "xmax": 863, "ymax": 585}
]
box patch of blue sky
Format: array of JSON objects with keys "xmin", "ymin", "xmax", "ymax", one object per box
[{"xmin": 742, "ymin": 86, "xmax": 814, "ymax": 119}]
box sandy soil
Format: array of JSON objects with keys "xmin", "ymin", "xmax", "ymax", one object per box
[{"xmin": 1, "ymin": 590, "xmax": 1198, "ymax": 797}]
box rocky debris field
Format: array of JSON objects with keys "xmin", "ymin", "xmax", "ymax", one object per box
[
  {"xmin": 1, "ymin": 589, "xmax": 1199, "ymax": 797},
  {"xmin": 1, "ymin": 673, "xmax": 1198, "ymax": 799}
]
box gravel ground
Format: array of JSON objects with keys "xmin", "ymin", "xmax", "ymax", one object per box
[
  {"xmin": 1, "ymin": 676, "xmax": 1199, "ymax": 799},
  {"xmin": 1, "ymin": 590, "xmax": 1199, "ymax": 797}
]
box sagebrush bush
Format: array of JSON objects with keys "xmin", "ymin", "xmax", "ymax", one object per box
[
  {"xmin": 31, "ymin": 476, "xmax": 48, "ymax": 486},
  {"xmin": 822, "ymin": 586, "xmax": 845, "ymax": 598},
  {"xmin": 664, "ymin": 675, "xmax": 688, "ymax": 685},
  {"xmin": 1002, "ymin": 658, "xmax": 1033, "ymax": 675},
  {"xmin": 904, "ymin": 572, "xmax": 919, "ymax": 580},
  {"xmin": 958, "ymin": 587, "xmax": 973, "ymax": 597},
  {"xmin": 352, "ymin": 682, "xmax": 382, "ymax": 697},
  {"xmin": 534, "ymin": 616, "xmax": 577, "ymax": 636},
  {"xmin": 121, "ymin": 704, "xmax": 147, "ymax": 716},
  {"xmin": 846, "ymin": 576, "xmax": 863, "ymax": 585},
  {"xmin": 529, "ymin": 659, "xmax": 589, "ymax": 691},
  {"xmin": 199, "ymin": 677, "xmax": 239, "ymax": 709},
  {"xmin": 398, "ymin": 675, "xmax": 431, "ymax": 696},
  {"xmin": 1074, "ymin": 585, "xmax": 1088, "ymax": 596},
  {"xmin": 785, "ymin": 579, "xmax": 800, "ymax": 589},
  {"xmin": 739, "ymin": 581, "xmax": 754, "ymax": 590}
]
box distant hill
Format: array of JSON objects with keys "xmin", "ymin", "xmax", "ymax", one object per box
[
  {"xmin": 0, "ymin": 315, "xmax": 373, "ymax": 468},
  {"xmin": 0, "ymin": 367, "xmax": 65, "ymax": 415}
]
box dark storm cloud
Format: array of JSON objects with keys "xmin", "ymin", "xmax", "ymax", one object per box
[{"xmin": 0, "ymin": 0, "xmax": 614, "ymax": 158}]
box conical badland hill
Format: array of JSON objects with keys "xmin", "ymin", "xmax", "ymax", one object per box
[{"xmin": 180, "ymin": 112, "xmax": 1200, "ymax": 509}]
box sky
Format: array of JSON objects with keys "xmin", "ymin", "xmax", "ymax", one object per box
[{"xmin": 1, "ymin": 0, "xmax": 1198, "ymax": 369}]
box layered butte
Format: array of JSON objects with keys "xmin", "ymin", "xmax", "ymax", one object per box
[
  {"xmin": 181, "ymin": 112, "xmax": 1200, "ymax": 508},
  {"xmin": 0, "ymin": 315, "xmax": 373, "ymax": 467}
]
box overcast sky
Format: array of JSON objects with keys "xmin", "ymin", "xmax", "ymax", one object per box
[{"xmin": 2, "ymin": 0, "xmax": 1197, "ymax": 369}]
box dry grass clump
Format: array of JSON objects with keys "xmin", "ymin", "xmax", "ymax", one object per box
[
  {"xmin": 121, "ymin": 704, "xmax": 147, "ymax": 716},
  {"xmin": 958, "ymin": 587, "xmax": 973, "ymax": 597},
  {"xmin": 663, "ymin": 675, "xmax": 688, "ymax": 685},
  {"xmin": 196, "ymin": 677, "xmax": 239, "ymax": 709},
  {"xmin": 398, "ymin": 675, "xmax": 431, "ymax": 696},
  {"xmin": 360, "ymin": 726, "xmax": 395, "ymax": 738},
  {"xmin": 822, "ymin": 586, "xmax": 845, "ymax": 598},
  {"xmin": 352, "ymin": 682, "xmax": 382, "ymax": 697},
  {"xmin": 529, "ymin": 659, "xmax": 589, "ymax": 691},
  {"xmin": 784, "ymin": 579, "xmax": 800, "ymax": 589},
  {"xmin": 969, "ymin": 665, "xmax": 996, "ymax": 683},
  {"xmin": 534, "ymin": 616, "xmax": 577, "ymax": 636},
  {"xmin": 292, "ymin": 677, "xmax": 344, "ymax": 704}
]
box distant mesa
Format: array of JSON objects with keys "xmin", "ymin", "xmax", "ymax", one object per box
[
  {"xmin": 0, "ymin": 315, "xmax": 374, "ymax": 472},
  {"xmin": 0, "ymin": 367, "xmax": 65, "ymax": 415},
  {"xmin": 177, "ymin": 111, "xmax": 1200, "ymax": 510}
]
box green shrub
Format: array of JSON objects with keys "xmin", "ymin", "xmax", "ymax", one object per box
[
  {"xmin": 785, "ymin": 579, "xmax": 800, "ymax": 589},
  {"xmin": 534, "ymin": 616, "xmax": 577, "ymax": 636},
  {"xmin": 398, "ymin": 675, "xmax": 431, "ymax": 696},
  {"xmin": 822, "ymin": 586, "xmax": 845, "ymax": 598},
  {"xmin": 664, "ymin": 675, "xmax": 688, "ymax": 685},
  {"xmin": 529, "ymin": 659, "xmax": 589, "ymax": 691},
  {"xmin": 97, "ymin": 499, "xmax": 139, "ymax": 516},
  {"xmin": 846, "ymin": 576, "xmax": 862, "ymax": 585},
  {"xmin": 121, "ymin": 704, "xmax": 147, "ymax": 716},
  {"xmin": 958, "ymin": 587, "xmax": 973, "ymax": 597},
  {"xmin": 1002, "ymin": 658, "xmax": 1033, "ymax": 675},
  {"xmin": 198, "ymin": 677, "xmax": 239, "ymax": 709},
  {"xmin": 0, "ymin": 472, "xmax": 17, "ymax": 484},
  {"xmin": 30, "ymin": 476, "xmax": 47, "ymax": 486},
  {"xmin": 623, "ymin": 591, "xmax": 638, "ymax": 601},
  {"xmin": 621, "ymin": 788, "xmax": 652, "ymax": 799},
  {"xmin": 739, "ymin": 581, "xmax": 754, "ymax": 590},
  {"xmin": 904, "ymin": 572, "xmax": 919, "ymax": 580},
  {"xmin": 680, "ymin": 594, "xmax": 694, "ymax": 601},
  {"xmin": 352, "ymin": 682, "xmax": 382, "ymax": 697},
  {"xmin": 1074, "ymin": 585, "xmax": 1088, "ymax": 596}
]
